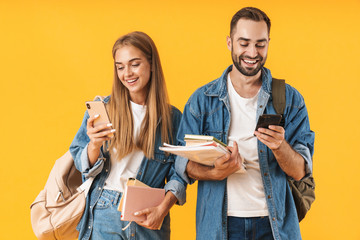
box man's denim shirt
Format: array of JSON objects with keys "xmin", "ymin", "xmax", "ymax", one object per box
[
  {"xmin": 69, "ymin": 96, "xmax": 187, "ymax": 240},
  {"xmin": 175, "ymin": 66, "xmax": 315, "ymax": 240}
]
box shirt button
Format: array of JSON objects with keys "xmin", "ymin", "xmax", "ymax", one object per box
[
  {"xmin": 264, "ymin": 173, "xmax": 268, "ymax": 176},
  {"xmin": 272, "ymin": 217, "xmax": 276, "ymax": 221},
  {"xmin": 260, "ymin": 150, "xmax": 264, "ymax": 153},
  {"xmin": 163, "ymin": 159, "xmax": 166, "ymax": 163},
  {"xmin": 98, "ymin": 187, "xmax": 101, "ymax": 190},
  {"xmin": 138, "ymin": 172, "xmax": 142, "ymax": 175},
  {"xmin": 131, "ymin": 233, "xmax": 134, "ymax": 237},
  {"xmin": 268, "ymin": 195, "xmax": 271, "ymax": 199},
  {"xmin": 260, "ymin": 105, "xmax": 263, "ymax": 108},
  {"xmin": 106, "ymin": 169, "xmax": 108, "ymax": 172},
  {"xmin": 88, "ymin": 225, "xmax": 91, "ymax": 229}
]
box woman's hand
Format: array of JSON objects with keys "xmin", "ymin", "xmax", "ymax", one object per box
[
  {"xmin": 134, "ymin": 191, "xmax": 177, "ymax": 230},
  {"xmin": 86, "ymin": 114, "xmax": 114, "ymax": 166},
  {"xmin": 134, "ymin": 206, "xmax": 166, "ymax": 230}
]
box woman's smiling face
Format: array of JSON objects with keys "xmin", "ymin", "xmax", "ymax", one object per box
[{"xmin": 115, "ymin": 45, "xmax": 151, "ymax": 105}]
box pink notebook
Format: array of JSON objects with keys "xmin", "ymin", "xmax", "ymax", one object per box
[{"xmin": 120, "ymin": 185, "xmax": 165, "ymax": 222}]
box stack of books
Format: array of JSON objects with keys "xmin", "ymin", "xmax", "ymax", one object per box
[
  {"xmin": 160, "ymin": 135, "xmax": 246, "ymax": 172},
  {"xmin": 184, "ymin": 134, "xmax": 228, "ymax": 147}
]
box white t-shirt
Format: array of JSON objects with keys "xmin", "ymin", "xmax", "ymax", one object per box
[
  {"xmin": 226, "ymin": 74, "xmax": 269, "ymax": 217},
  {"xmin": 104, "ymin": 101, "xmax": 146, "ymax": 192}
]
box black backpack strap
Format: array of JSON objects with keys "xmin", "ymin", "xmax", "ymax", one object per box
[
  {"xmin": 272, "ymin": 78, "xmax": 286, "ymax": 127},
  {"xmin": 272, "ymin": 78, "xmax": 286, "ymax": 114}
]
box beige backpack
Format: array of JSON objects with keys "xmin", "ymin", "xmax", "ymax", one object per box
[{"xmin": 30, "ymin": 151, "xmax": 93, "ymax": 240}]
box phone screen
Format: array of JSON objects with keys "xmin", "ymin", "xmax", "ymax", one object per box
[{"xmin": 255, "ymin": 114, "xmax": 282, "ymax": 131}]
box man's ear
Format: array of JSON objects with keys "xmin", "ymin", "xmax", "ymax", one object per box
[{"xmin": 226, "ymin": 36, "xmax": 232, "ymax": 51}]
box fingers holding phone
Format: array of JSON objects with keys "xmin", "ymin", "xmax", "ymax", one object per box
[
  {"xmin": 86, "ymin": 101, "xmax": 115, "ymax": 150},
  {"xmin": 254, "ymin": 114, "xmax": 285, "ymax": 150},
  {"xmin": 87, "ymin": 116, "xmax": 114, "ymax": 146}
]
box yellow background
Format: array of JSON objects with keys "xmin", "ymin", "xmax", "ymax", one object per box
[{"xmin": 1, "ymin": 0, "xmax": 359, "ymax": 239}]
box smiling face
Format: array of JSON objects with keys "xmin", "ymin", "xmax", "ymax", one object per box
[
  {"xmin": 228, "ymin": 19, "xmax": 269, "ymax": 77},
  {"xmin": 114, "ymin": 45, "xmax": 151, "ymax": 105}
]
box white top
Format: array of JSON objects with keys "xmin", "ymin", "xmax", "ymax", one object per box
[
  {"xmin": 226, "ymin": 74, "xmax": 269, "ymax": 217},
  {"xmin": 104, "ymin": 101, "xmax": 146, "ymax": 192}
]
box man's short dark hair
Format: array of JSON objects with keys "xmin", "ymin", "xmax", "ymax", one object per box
[{"xmin": 230, "ymin": 7, "xmax": 271, "ymax": 37}]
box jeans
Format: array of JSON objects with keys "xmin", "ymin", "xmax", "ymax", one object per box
[
  {"xmin": 227, "ymin": 216, "xmax": 274, "ymax": 240},
  {"xmin": 90, "ymin": 189, "xmax": 170, "ymax": 240}
]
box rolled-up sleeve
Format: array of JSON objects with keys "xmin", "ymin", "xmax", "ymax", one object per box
[
  {"xmin": 175, "ymin": 156, "xmax": 195, "ymax": 185},
  {"xmin": 293, "ymin": 142, "xmax": 312, "ymax": 178},
  {"xmin": 164, "ymin": 178, "xmax": 187, "ymax": 205},
  {"xmin": 162, "ymin": 107, "xmax": 188, "ymax": 205},
  {"xmin": 79, "ymin": 144, "xmax": 106, "ymax": 179},
  {"xmin": 285, "ymin": 86, "xmax": 315, "ymax": 180}
]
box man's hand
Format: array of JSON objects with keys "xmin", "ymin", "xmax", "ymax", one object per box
[
  {"xmin": 211, "ymin": 141, "xmax": 243, "ymax": 180},
  {"xmin": 254, "ymin": 125, "xmax": 306, "ymax": 180},
  {"xmin": 254, "ymin": 125, "xmax": 285, "ymax": 150},
  {"xmin": 186, "ymin": 141, "xmax": 243, "ymax": 181}
]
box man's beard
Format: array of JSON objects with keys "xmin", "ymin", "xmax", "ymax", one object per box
[{"xmin": 231, "ymin": 51, "xmax": 267, "ymax": 77}]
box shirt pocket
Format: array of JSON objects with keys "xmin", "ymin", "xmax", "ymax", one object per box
[{"xmin": 94, "ymin": 191, "xmax": 113, "ymax": 209}]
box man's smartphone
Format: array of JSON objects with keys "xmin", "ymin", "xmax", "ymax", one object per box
[
  {"xmin": 85, "ymin": 101, "xmax": 113, "ymax": 137},
  {"xmin": 255, "ymin": 114, "xmax": 282, "ymax": 131}
]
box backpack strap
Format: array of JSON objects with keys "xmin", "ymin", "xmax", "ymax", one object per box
[
  {"xmin": 272, "ymin": 78, "xmax": 316, "ymax": 221},
  {"xmin": 272, "ymin": 78, "xmax": 286, "ymax": 114},
  {"xmin": 272, "ymin": 78, "xmax": 286, "ymax": 127},
  {"xmin": 94, "ymin": 95, "xmax": 105, "ymax": 102}
]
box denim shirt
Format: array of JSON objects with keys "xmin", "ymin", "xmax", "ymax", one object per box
[
  {"xmin": 69, "ymin": 96, "xmax": 187, "ymax": 240},
  {"xmin": 175, "ymin": 66, "xmax": 315, "ymax": 240}
]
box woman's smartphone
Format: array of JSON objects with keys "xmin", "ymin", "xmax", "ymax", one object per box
[
  {"xmin": 85, "ymin": 101, "xmax": 113, "ymax": 137},
  {"xmin": 255, "ymin": 114, "xmax": 282, "ymax": 131}
]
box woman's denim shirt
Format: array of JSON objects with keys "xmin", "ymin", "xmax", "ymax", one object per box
[
  {"xmin": 69, "ymin": 96, "xmax": 186, "ymax": 240},
  {"xmin": 175, "ymin": 66, "xmax": 315, "ymax": 240}
]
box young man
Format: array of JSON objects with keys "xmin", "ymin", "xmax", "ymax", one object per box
[{"xmin": 175, "ymin": 7, "xmax": 315, "ymax": 240}]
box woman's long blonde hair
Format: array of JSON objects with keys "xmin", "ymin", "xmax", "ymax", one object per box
[{"xmin": 107, "ymin": 31, "xmax": 172, "ymax": 159}]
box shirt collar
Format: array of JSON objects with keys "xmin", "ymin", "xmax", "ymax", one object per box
[{"xmin": 204, "ymin": 65, "xmax": 273, "ymax": 98}]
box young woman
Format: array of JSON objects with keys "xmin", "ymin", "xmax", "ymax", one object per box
[{"xmin": 70, "ymin": 31, "xmax": 186, "ymax": 240}]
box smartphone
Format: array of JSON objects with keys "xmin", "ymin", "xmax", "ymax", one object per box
[
  {"xmin": 255, "ymin": 114, "xmax": 282, "ymax": 131},
  {"xmin": 85, "ymin": 101, "xmax": 113, "ymax": 137}
]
